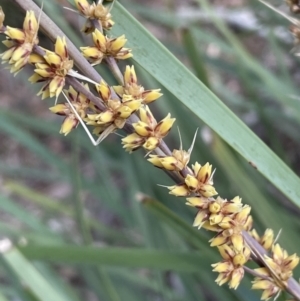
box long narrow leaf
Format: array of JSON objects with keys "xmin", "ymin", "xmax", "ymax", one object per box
[
  {"xmin": 21, "ymin": 245, "xmax": 208, "ymax": 272},
  {"xmin": 1, "ymin": 245, "xmax": 71, "ymax": 301},
  {"xmin": 111, "ymin": 3, "xmax": 300, "ymax": 207}
]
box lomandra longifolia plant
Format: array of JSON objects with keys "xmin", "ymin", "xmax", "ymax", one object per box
[{"xmin": 1, "ymin": 0, "xmax": 300, "ymax": 300}]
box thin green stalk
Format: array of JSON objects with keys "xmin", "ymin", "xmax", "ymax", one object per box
[
  {"xmin": 70, "ymin": 135, "xmax": 121, "ymax": 301},
  {"xmin": 70, "ymin": 131, "xmax": 92, "ymax": 244},
  {"xmin": 181, "ymin": 28, "xmax": 210, "ymax": 88}
]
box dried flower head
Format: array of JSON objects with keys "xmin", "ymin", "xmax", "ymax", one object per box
[
  {"xmin": 29, "ymin": 36, "xmax": 73, "ymax": 99},
  {"xmin": 114, "ymin": 66, "xmax": 162, "ymax": 104},
  {"xmin": 81, "ymin": 29, "xmax": 132, "ymax": 65},
  {"xmin": 0, "ymin": 10, "xmax": 39, "ymax": 73},
  {"xmin": 74, "ymin": 0, "xmax": 114, "ymax": 33}
]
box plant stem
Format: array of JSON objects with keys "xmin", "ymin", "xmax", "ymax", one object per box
[{"xmin": 105, "ymin": 57, "xmax": 124, "ymax": 85}]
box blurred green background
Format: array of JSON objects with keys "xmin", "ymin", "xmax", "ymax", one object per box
[{"xmin": 0, "ymin": 0, "xmax": 299, "ymax": 300}]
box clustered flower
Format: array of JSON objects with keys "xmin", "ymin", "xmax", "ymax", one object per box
[
  {"xmin": 0, "ymin": 10, "xmax": 39, "ymax": 73},
  {"xmin": 167, "ymin": 162, "xmax": 217, "ymax": 197},
  {"xmin": 252, "ymin": 244, "xmax": 299, "ymax": 300},
  {"xmin": 114, "ymin": 66, "xmax": 162, "ymax": 104},
  {"xmin": 147, "ymin": 135, "xmax": 299, "ymax": 298},
  {"xmin": 81, "ymin": 29, "xmax": 132, "ymax": 65},
  {"xmin": 74, "ymin": 0, "xmax": 114, "ymax": 33},
  {"xmin": 122, "ymin": 105, "xmax": 175, "ymax": 152},
  {"xmin": 85, "ymin": 80, "xmax": 141, "ymax": 136},
  {"xmin": 212, "ymin": 244, "xmax": 251, "ymax": 289},
  {"xmin": 29, "ymin": 36, "xmax": 73, "ymax": 99},
  {"xmin": 49, "ymin": 84, "xmax": 91, "ymax": 135},
  {"xmin": 0, "ymin": 2, "xmax": 299, "ymax": 301}
]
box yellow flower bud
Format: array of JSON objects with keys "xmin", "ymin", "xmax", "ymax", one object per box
[
  {"xmin": 197, "ymin": 162, "xmax": 212, "ymax": 183},
  {"xmin": 168, "ymin": 184, "xmax": 189, "ymax": 197},
  {"xmin": 60, "ymin": 116, "xmax": 77, "ymax": 136},
  {"xmin": 143, "ymin": 137, "xmax": 159, "ymax": 150},
  {"xmin": 98, "ymin": 111, "xmax": 114, "ymax": 123},
  {"xmin": 133, "ymin": 121, "xmax": 151, "ymax": 137},
  {"xmin": 155, "ymin": 114, "xmax": 175, "ymax": 137},
  {"xmin": 193, "ymin": 210, "xmax": 207, "ymax": 229},
  {"xmin": 209, "ymin": 213, "xmax": 223, "ymax": 225},
  {"xmin": 143, "ymin": 89, "xmax": 162, "ymax": 104},
  {"xmin": 117, "ymin": 106, "xmax": 134, "ymax": 119},
  {"xmin": 49, "ymin": 104, "xmax": 67, "ymax": 114},
  {"xmin": 148, "ymin": 155, "xmax": 164, "ymax": 168},
  {"xmin": 110, "ymin": 35, "xmax": 127, "ymax": 52},
  {"xmin": 200, "ymin": 184, "xmax": 218, "ymax": 197},
  {"xmin": 231, "ymin": 234, "xmax": 244, "ymax": 252},
  {"xmin": 185, "ymin": 175, "xmax": 198, "ymax": 191},
  {"xmin": 55, "ymin": 36, "xmax": 67, "ymax": 59},
  {"xmin": 186, "ymin": 197, "xmax": 208, "ymax": 208},
  {"xmin": 6, "ymin": 27, "xmax": 25, "ymax": 41},
  {"xmin": 124, "ymin": 65, "xmax": 137, "ymax": 84},
  {"xmin": 92, "ymin": 29, "xmax": 106, "ymax": 49},
  {"xmin": 229, "ymin": 268, "xmax": 244, "ymax": 289},
  {"xmin": 209, "ymin": 202, "xmax": 221, "ymax": 213},
  {"xmin": 210, "ymin": 235, "xmax": 227, "ymax": 247},
  {"xmin": 96, "ymin": 81, "xmax": 110, "ymax": 101}
]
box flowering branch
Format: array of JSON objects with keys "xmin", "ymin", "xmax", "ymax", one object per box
[{"xmin": 2, "ymin": 0, "xmax": 300, "ymax": 300}]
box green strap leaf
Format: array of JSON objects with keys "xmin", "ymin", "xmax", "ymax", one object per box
[
  {"xmin": 111, "ymin": 3, "xmax": 300, "ymax": 207},
  {"xmin": 21, "ymin": 245, "xmax": 209, "ymax": 272},
  {"xmin": 1, "ymin": 246, "xmax": 72, "ymax": 301}
]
